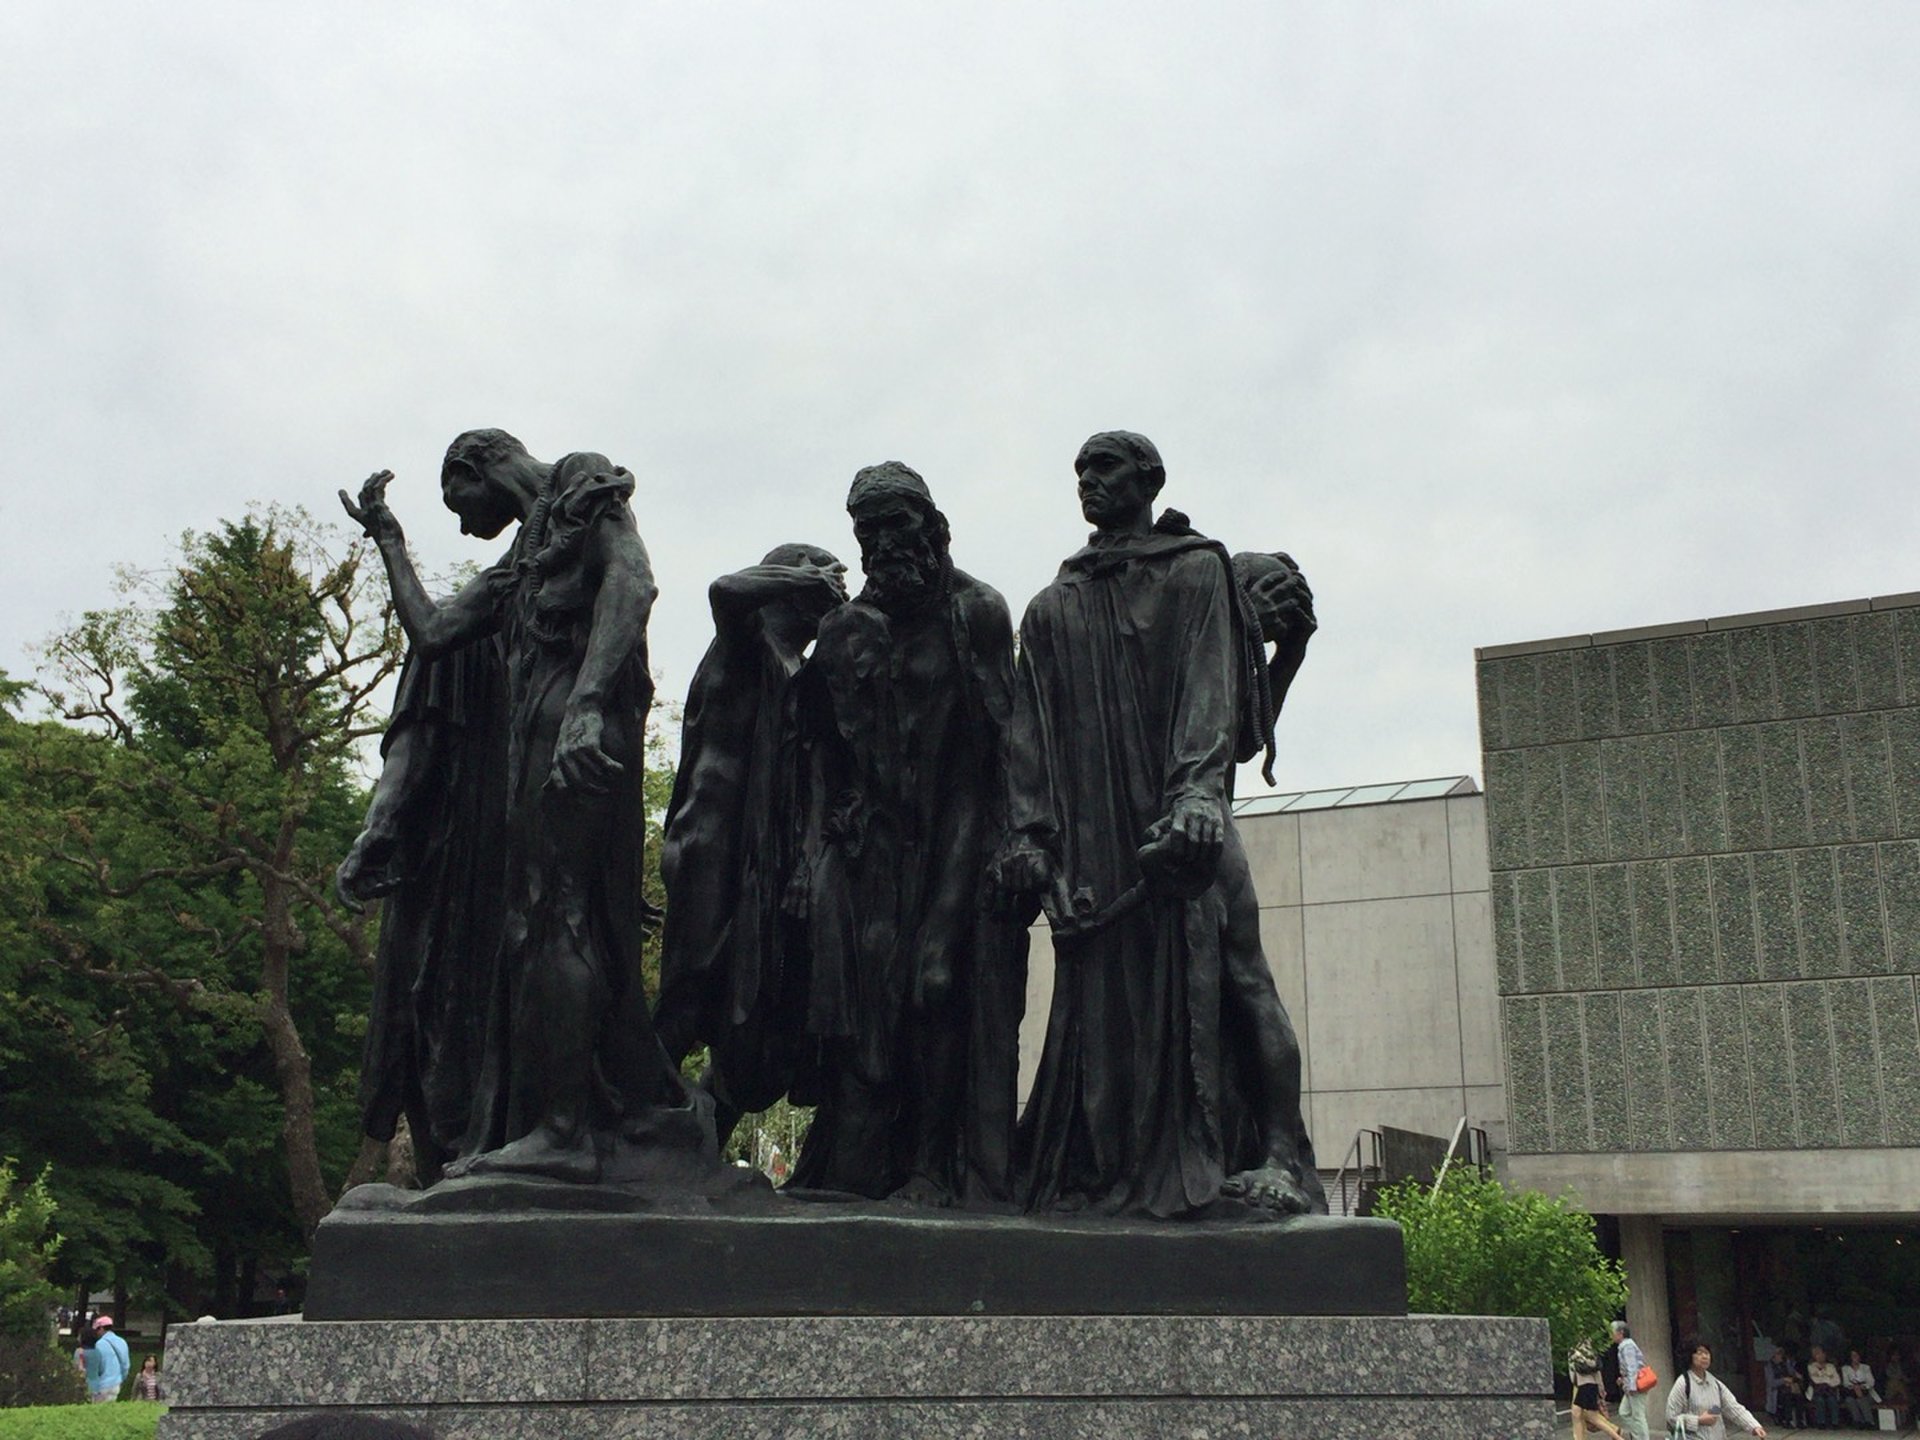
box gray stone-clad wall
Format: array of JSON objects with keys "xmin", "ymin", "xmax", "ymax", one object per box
[{"xmin": 1476, "ymin": 598, "xmax": 1920, "ymax": 1156}]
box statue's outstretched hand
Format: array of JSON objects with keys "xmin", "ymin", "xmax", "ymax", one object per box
[
  {"xmin": 339, "ymin": 470, "xmax": 402, "ymax": 545},
  {"xmin": 992, "ymin": 840, "xmax": 1050, "ymax": 897}
]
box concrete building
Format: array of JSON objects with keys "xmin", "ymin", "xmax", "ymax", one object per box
[
  {"xmin": 1478, "ymin": 593, "xmax": 1920, "ymax": 1393},
  {"xmin": 1018, "ymin": 776, "xmax": 1505, "ymax": 1196}
]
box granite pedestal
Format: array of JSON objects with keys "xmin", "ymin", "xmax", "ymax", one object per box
[
  {"xmin": 155, "ymin": 1312, "xmax": 1555, "ymax": 1438},
  {"xmin": 164, "ymin": 1191, "xmax": 1553, "ymax": 1436}
]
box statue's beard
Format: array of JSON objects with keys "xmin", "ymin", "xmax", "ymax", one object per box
[{"xmin": 862, "ymin": 541, "xmax": 942, "ymax": 611}]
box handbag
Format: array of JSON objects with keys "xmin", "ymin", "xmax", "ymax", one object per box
[{"xmin": 1635, "ymin": 1363, "xmax": 1659, "ymax": 1393}]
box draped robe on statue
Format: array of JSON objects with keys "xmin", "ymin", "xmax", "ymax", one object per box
[
  {"xmin": 455, "ymin": 454, "xmax": 698, "ymax": 1172},
  {"xmin": 654, "ymin": 600, "xmax": 811, "ymax": 1116},
  {"xmin": 356, "ymin": 641, "xmax": 507, "ymax": 1178},
  {"xmin": 1009, "ymin": 522, "xmax": 1244, "ymax": 1218},
  {"xmin": 792, "ymin": 573, "xmax": 1028, "ymax": 1203}
]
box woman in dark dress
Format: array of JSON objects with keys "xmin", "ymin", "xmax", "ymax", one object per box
[{"xmin": 1571, "ymin": 1340, "xmax": 1628, "ymax": 1439}]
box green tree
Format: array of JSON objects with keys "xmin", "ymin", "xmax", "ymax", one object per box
[
  {"xmin": 1372, "ymin": 1168, "xmax": 1627, "ymax": 1361},
  {"xmin": 0, "ymin": 681, "xmax": 208, "ymax": 1315},
  {"xmin": 0, "ymin": 1158, "xmax": 82, "ymax": 1408},
  {"xmin": 0, "ymin": 1160, "xmax": 61, "ymax": 1336},
  {"xmin": 22, "ymin": 507, "xmax": 400, "ymax": 1270}
]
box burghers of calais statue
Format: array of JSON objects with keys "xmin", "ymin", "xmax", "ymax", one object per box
[
  {"xmin": 787, "ymin": 464, "xmax": 1028, "ymax": 1204},
  {"xmin": 337, "ymin": 571, "xmax": 505, "ymax": 1186},
  {"xmin": 1211, "ymin": 549, "xmax": 1324, "ymax": 1213},
  {"xmin": 994, "ymin": 431, "xmax": 1324, "ymax": 1217},
  {"xmin": 654, "ymin": 544, "xmax": 848, "ymax": 1140},
  {"xmin": 337, "ymin": 429, "xmax": 1321, "ymax": 1224},
  {"xmin": 340, "ymin": 431, "xmax": 711, "ymax": 1184}
]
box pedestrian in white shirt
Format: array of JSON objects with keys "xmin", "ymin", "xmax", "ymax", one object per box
[
  {"xmin": 1610, "ymin": 1320, "xmax": 1652, "ymax": 1440},
  {"xmin": 1806, "ymin": 1345, "xmax": 1843, "ymax": 1428},
  {"xmin": 1666, "ymin": 1341, "xmax": 1766, "ymax": 1438}
]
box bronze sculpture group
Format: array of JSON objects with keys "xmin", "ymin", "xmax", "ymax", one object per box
[{"xmin": 339, "ymin": 429, "xmax": 1324, "ymax": 1221}]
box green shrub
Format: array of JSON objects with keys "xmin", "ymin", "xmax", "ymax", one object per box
[
  {"xmin": 1373, "ymin": 1168, "xmax": 1628, "ymax": 1360},
  {"xmin": 0, "ymin": 1401, "xmax": 162, "ymax": 1439},
  {"xmin": 0, "ymin": 1333, "xmax": 84, "ymax": 1409}
]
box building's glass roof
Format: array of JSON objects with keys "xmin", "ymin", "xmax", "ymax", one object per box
[{"xmin": 1230, "ymin": 775, "xmax": 1478, "ymax": 817}]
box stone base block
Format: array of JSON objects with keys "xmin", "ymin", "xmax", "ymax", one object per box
[
  {"xmin": 156, "ymin": 1313, "xmax": 1555, "ymax": 1439},
  {"xmin": 306, "ymin": 1201, "xmax": 1405, "ymax": 1319}
]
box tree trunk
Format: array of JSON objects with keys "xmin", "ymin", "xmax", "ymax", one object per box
[
  {"xmin": 258, "ymin": 837, "xmax": 331, "ymax": 1242},
  {"xmin": 259, "ymin": 977, "xmax": 329, "ymax": 1240}
]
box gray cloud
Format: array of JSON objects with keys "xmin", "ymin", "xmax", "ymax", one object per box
[{"xmin": 3, "ymin": 2, "xmax": 1917, "ymax": 791}]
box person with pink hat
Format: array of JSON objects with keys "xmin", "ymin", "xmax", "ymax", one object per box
[{"xmin": 83, "ymin": 1314, "xmax": 130, "ymax": 1402}]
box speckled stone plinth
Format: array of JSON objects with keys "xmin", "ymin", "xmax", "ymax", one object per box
[{"xmin": 155, "ymin": 1313, "xmax": 1555, "ymax": 1439}]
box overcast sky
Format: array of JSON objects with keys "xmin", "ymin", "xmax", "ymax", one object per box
[{"xmin": 4, "ymin": 3, "xmax": 1918, "ymax": 794}]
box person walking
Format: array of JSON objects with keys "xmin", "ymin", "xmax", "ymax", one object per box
[
  {"xmin": 1609, "ymin": 1320, "xmax": 1652, "ymax": 1440},
  {"xmin": 132, "ymin": 1354, "xmax": 163, "ymax": 1401},
  {"xmin": 1665, "ymin": 1340, "xmax": 1766, "ymax": 1438},
  {"xmin": 83, "ymin": 1314, "xmax": 130, "ymax": 1403},
  {"xmin": 1570, "ymin": 1340, "xmax": 1628, "ymax": 1440}
]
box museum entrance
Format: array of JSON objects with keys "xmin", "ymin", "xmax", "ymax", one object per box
[{"xmin": 1665, "ymin": 1223, "xmax": 1920, "ymax": 1415}]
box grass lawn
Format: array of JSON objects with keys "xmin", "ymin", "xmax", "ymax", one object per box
[{"xmin": 0, "ymin": 1402, "xmax": 163, "ymax": 1439}]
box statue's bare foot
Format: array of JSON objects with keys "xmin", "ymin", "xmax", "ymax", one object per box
[
  {"xmin": 457, "ymin": 1129, "xmax": 601, "ymax": 1184},
  {"xmin": 887, "ymin": 1174, "xmax": 953, "ymax": 1208},
  {"xmin": 1222, "ymin": 1163, "xmax": 1314, "ymax": 1216}
]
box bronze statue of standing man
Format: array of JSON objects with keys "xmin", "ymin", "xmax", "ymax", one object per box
[
  {"xmin": 791, "ymin": 463, "xmax": 1026, "ymax": 1205},
  {"xmin": 997, "ymin": 431, "xmax": 1318, "ymax": 1217}
]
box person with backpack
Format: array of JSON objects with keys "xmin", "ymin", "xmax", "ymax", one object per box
[
  {"xmin": 1665, "ymin": 1339, "xmax": 1766, "ymax": 1438},
  {"xmin": 83, "ymin": 1314, "xmax": 131, "ymax": 1403},
  {"xmin": 1569, "ymin": 1340, "xmax": 1627, "ymax": 1439}
]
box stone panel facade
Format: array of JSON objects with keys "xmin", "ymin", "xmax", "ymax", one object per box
[{"xmin": 1477, "ymin": 596, "xmax": 1920, "ymax": 1156}]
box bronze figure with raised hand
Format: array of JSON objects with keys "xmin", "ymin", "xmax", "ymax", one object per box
[{"xmin": 339, "ymin": 430, "xmax": 708, "ymax": 1185}]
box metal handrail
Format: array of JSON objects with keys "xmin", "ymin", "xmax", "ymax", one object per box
[
  {"xmin": 1430, "ymin": 1115, "xmax": 1471, "ymax": 1196},
  {"xmin": 1326, "ymin": 1128, "xmax": 1382, "ymax": 1216}
]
